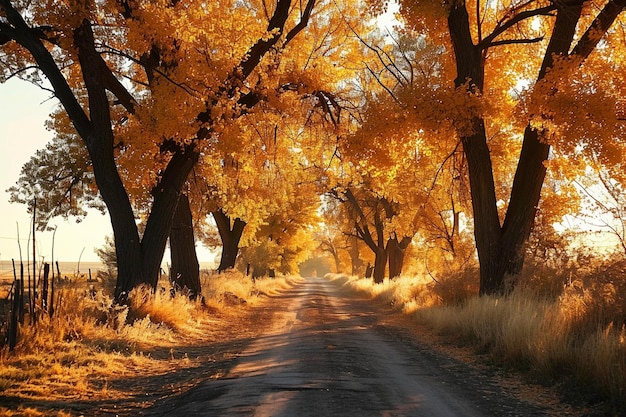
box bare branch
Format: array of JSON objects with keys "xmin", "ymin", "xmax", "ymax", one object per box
[
  {"xmin": 487, "ymin": 36, "xmax": 544, "ymax": 47},
  {"xmin": 477, "ymin": 4, "xmax": 556, "ymax": 50},
  {"xmin": 284, "ymin": 0, "xmax": 316, "ymax": 46}
]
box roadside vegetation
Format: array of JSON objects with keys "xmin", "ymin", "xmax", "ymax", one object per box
[
  {"xmin": 0, "ymin": 270, "xmax": 294, "ymax": 417},
  {"xmin": 329, "ymin": 254, "xmax": 626, "ymax": 415}
]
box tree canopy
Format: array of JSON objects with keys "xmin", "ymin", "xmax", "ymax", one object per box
[{"xmin": 3, "ymin": 0, "xmax": 626, "ymax": 298}]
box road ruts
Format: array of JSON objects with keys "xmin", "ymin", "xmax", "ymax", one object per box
[{"xmin": 145, "ymin": 276, "xmax": 548, "ymax": 417}]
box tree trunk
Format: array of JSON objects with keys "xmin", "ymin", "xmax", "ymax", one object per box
[
  {"xmin": 73, "ymin": 21, "xmax": 147, "ymax": 299},
  {"xmin": 350, "ymin": 236, "xmax": 365, "ymax": 276},
  {"xmin": 140, "ymin": 146, "xmax": 199, "ymax": 290},
  {"xmin": 372, "ymin": 247, "xmax": 387, "ymax": 284},
  {"xmin": 448, "ymin": 4, "xmax": 503, "ymax": 294},
  {"xmin": 212, "ymin": 209, "xmax": 247, "ymax": 271},
  {"xmin": 499, "ymin": 3, "xmax": 584, "ymax": 284},
  {"xmin": 446, "ymin": 1, "xmax": 585, "ymax": 295},
  {"xmin": 169, "ymin": 193, "xmax": 201, "ymax": 298},
  {"xmin": 388, "ymin": 235, "xmax": 412, "ymax": 278}
]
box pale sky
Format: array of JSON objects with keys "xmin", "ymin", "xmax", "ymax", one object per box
[
  {"xmin": 0, "ymin": 78, "xmax": 216, "ymax": 265},
  {"xmin": 0, "ymin": 78, "xmax": 112, "ymax": 263}
]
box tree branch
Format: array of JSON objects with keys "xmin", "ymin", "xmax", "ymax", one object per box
[
  {"xmin": 487, "ymin": 36, "xmax": 544, "ymax": 47},
  {"xmin": 477, "ymin": 4, "xmax": 556, "ymax": 50},
  {"xmin": 284, "ymin": 0, "xmax": 316, "ymax": 46},
  {"xmin": 571, "ymin": 0, "xmax": 626, "ymax": 59},
  {"xmin": 0, "ymin": 0, "xmax": 93, "ymax": 141}
]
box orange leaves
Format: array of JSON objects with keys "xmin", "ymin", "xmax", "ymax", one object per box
[{"xmin": 517, "ymin": 54, "xmax": 625, "ymax": 167}]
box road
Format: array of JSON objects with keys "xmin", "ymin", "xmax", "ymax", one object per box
[{"xmin": 146, "ymin": 276, "xmax": 548, "ymax": 416}]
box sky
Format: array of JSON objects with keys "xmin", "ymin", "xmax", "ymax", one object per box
[
  {"xmin": 0, "ymin": 78, "xmax": 113, "ymax": 263},
  {"xmin": 0, "ymin": 78, "xmax": 216, "ymax": 266}
]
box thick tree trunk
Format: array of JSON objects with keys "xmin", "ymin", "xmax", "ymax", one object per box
[
  {"xmin": 350, "ymin": 236, "xmax": 365, "ymax": 276},
  {"xmin": 169, "ymin": 193, "xmax": 201, "ymax": 298},
  {"xmin": 499, "ymin": 3, "xmax": 584, "ymax": 283},
  {"xmin": 447, "ymin": 1, "xmax": 586, "ymax": 295},
  {"xmin": 372, "ymin": 247, "xmax": 387, "ymax": 284},
  {"xmin": 91, "ymin": 155, "xmax": 146, "ymax": 299},
  {"xmin": 448, "ymin": 4, "xmax": 504, "ymax": 294},
  {"xmin": 73, "ymin": 21, "xmax": 147, "ymax": 300},
  {"xmin": 140, "ymin": 146, "xmax": 199, "ymax": 290},
  {"xmin": 212, "ymin": 209, "xmax": 247, "ymax": 271},
  {"xmin": 388, "ymin": 235, "xmax": 412, "ymax": 278}
]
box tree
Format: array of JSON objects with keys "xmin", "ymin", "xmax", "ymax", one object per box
[
  {"xmin": 387, "ymin": 0, "xmax": 626, "ymax": 294},
  {"xmin": 0, "ymin": 0, "xmax": 329, "ymax": 301},
  {"xmin": 212, "ymin": 209, "xmax": 247, "ymax": 272},
  {"xmin": 330, "ymin": 183, "xmax": 415, "ymax": 282},
  {"xmin": 7, "ymin": 131, "xmax": 104, "ymax": 230},
  {"xmin": 169, "ymin": 193, "xmax": 201, "ymax": 298}
]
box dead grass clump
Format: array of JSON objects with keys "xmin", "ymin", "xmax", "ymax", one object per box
[
  {"xmin": 126, "ymin": 285, "xmax": 200, "ymax": 332},
  {"xmin": 430, "ymin": 267, "xmax": 480, "ymax": 305},
  {"xmin": 201, "ymin": 269, "xmax": 293, "ymax": 307},
  {"xmin": 326, "ymin": 273, "xmax": 439, "ymax": 312},
  {"xmin": 415, "ymin": 283, "xmax": 626, "ymax": 410}
]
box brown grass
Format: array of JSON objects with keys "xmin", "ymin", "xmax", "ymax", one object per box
[
  {"xmin": 328, "ymin": 263, "xmax": 626, "ymax": 413},
  {"xmin": 0, "ymin": 269, "xmax": 291, "ymax": 415}
]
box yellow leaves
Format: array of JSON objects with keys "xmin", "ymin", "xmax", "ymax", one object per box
[{"xmin": 519, "ymin": 55, "xmax": 624, "ymax": 166}]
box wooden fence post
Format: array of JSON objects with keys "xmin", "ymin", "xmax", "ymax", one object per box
[
  {"xmin": 42, "ymin": 263, "xmax": 49, "ymax": 314},
  {"xmin": 8, "ymin": 277, "xmax": 21, "ymax": 351}
]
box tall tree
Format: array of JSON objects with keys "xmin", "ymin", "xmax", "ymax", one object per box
[
  {"xmin": 0, "ymin": 0, "xmax": 325, "ymax": 301},
  {"xmin": 169, "ymin": 193, "xmax": 201, "ymax": 297},
  {"xmin": 387, "ymin": 0, "xmax": 626, "ymax": 294}
]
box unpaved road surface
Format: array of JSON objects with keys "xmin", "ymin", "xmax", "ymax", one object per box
[{"xmin": 145, "ymin": 277, "xmax": 550, "ymax": 416}]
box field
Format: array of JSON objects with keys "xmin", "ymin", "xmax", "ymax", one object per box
[{"xmin": 0, "ymin": 261, "xmax": 218, "ymax": 299}]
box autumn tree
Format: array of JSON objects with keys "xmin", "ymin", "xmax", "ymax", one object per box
[
  {"xmin": 327, "ymin": 179, "xmax": 413, "ymax": 282},
  {"xmin": 7, "ymin": 129, "xmax": 104, "ymax": 230},
  {"xmin": 364, "ymin": 0, "xmax": 626, "ymax": 294},
  {"xmin": 0, "ymin": 0, "xmax": 363, "ymax": 301}
]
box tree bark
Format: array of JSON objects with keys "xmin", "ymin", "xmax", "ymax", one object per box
[
  {"xmin": 372, "ymin": 247, "xmax": 387, "ymax": 283},
  {"xmin": 446, "ymin": 0, "xmax": 589, "ymax": 295},
  {"xmin": 169, "ymin": 193, "xmax": 201, "ymax": 298},
  {"xmin": 388, "ymin": 235, "xmax": 412, "ymax": 278},
  {"xmin": 212, "ymin": 209, "xmax": 247, "ymax": 271}
]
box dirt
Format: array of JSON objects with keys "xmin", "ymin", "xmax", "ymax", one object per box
[{"xmin": 3, "ymin": 276, "xmax": 596, "ymax": 416}]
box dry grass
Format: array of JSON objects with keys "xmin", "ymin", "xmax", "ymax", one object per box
[
  {"xmin": 0, "ymin": 269, "xmax": 292, "ymax": 415},
  {"xmin": 328, "ymin": 265, "xmax": 626, "ymax": 412}
]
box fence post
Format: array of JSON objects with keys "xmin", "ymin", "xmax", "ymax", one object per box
[
  {"xmin": 8, "ymin": 278, "xmax": 21, "ymax": 351},
  {"xmin": 42, "ymin": 263, "xmax": 50, "ymax": 314}
]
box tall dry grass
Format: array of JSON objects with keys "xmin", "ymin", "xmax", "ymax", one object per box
[
  {"xmin": 328, "ymin": 262, "xmax": 626, "ymax": 412},
  {"xmin": 0, "ymin": 269, "xmax": 292, "ymax": 414}
]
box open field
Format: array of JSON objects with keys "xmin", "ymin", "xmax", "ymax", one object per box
[
  {"xmin": 0, "ymin": 261, "xmax": 106, "ymax": 300},
  {"xmin": 0, "ymin": 261, "xmax": 218, "ymax": 299}
]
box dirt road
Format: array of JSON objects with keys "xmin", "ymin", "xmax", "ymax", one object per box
[{"xmin": 145, "ymin": 276, "xmax": 549, "ymax": 416}]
